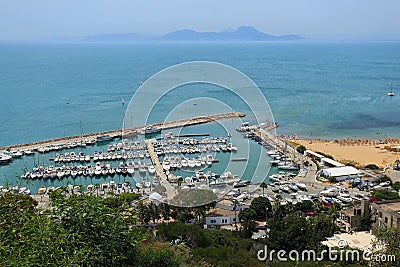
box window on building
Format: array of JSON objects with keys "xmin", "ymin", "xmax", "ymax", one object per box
[
  {"xmin": 210, "ymin": 219, "xmax": 216, "ymax": 224},
  {"xmin": 385, "ymin": 217, "xmax": 388, "ymax": 224}
]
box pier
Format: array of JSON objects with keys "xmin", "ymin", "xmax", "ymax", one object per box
[
  {"xmin": 0, "ymin": 112, "xmax": 245, "ymax": 152},
  {"xmin": 144, "ymin": 139, "xmax": 176, "ymax": 200}
]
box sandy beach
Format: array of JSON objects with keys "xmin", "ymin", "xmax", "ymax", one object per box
[{"xmin": 292, "ymin": 138, "xmax": 400, "ymax": 169}]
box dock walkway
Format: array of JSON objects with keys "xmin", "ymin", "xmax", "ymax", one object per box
[{"xmin": 144, "ymin": 139, "xmax": 176, "ymax": 200}]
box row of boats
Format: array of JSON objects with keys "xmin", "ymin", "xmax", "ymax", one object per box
[
  {"xmin": 35, "ymin": 181, "xmax": 152, "ymax": 196},
  {"xmin": 267, "ymin": 149, "xmax": 300, "ymax": 170},
  {"xmin": 167, "ymin": 170, "xmax": 241, "ymax": 188},
  {"xmin": 161, "ymin": 155, "xmax": 215, "ymax": 171},
  {"xmin": 268, "ymin": 180, "xmax": 308, "ymax": 193},
  {"xmin": 0, "ymin": 137, "xmax": 106, "ymax": 164},
  {"xmin": 0, "ymin": 185, "xmax": 31, "ymax": 195},
  {"xmin": 152, "ymin": 142, "xmax": 237, "ymax": 156},
  {"xmin": 239, "ymin": 128, "xmax": 301, "ymax": 171},
  {"xmin": 23, "ymin": 154, "xmax": 218, "ymax": 180},
  {"xmin": 51, "ymin": 151, "xmax": 151, "ymax": 163},
  {"xmin": 21, "ymin": 161, "xmax": 157, "ymax": 180}
]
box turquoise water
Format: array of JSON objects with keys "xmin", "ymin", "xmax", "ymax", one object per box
[{"xmin": 1, "ymin": 42, "xmax": 400, "ymax": 189}]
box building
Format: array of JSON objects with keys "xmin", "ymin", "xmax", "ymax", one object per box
[
  {"xmin": 338, "ymin": 199, "xmax": 369, "ymax": 232},
  {"xmin": 205, "ymin": 208, "xmax": 238, "ymax": 228},
  {"xmin": 371, "ymin": 200, "xmax": 400, "ymax": 229},
  {"xmin": 319, "ymin": 166, "xmax": 362, "ymax": 182}
]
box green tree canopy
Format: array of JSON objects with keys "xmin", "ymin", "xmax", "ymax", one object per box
[
  {"xmin": 249, "ymin": 196, "xmax": 272, "ymax": 219},
  {"xmin": 371, "ymin": 189, "xmax": 400, "ymax": 201},
  {"xmin": 238, "ymin": 208, "xmax": 257, "ymax": 221}
]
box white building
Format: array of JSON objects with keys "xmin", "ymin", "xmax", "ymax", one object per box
[
  {"xmin": 205, "ymin": 208, "xmax": 238, "ymax": 228},
  {"xmin": 320, "ymin": 166, "xmax": 362, "ymax": 181}
]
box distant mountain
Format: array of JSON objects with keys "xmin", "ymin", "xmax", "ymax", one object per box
[
  {"xmin": 161, "ymin": 26, "xmax": 302, "ymax": 41},
  {"xmin": 73, "ymin": 26, "xmax": 303, "ymax": 42}
]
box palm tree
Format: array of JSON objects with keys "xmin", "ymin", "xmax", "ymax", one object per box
[
  {"xmin": 328, "ymin": 203, "xmax": 342, "ymax": 225},
  {"xmin": 395, "ymin": 159, "xmax": 400, "ymax": 168},
  {"xmin": 313, "ymin": 200, "xmax": 325, "ymax": 222},
  {"xmin": 231, "ymin": 199, "xmax": 239, "ymax": 230},
  {"xmin": 260, "ymin": 182, "xmax": 268, "ymax": 196}
]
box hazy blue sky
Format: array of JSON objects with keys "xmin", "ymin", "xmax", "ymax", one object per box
[{"xmin": 0, "ymin": 0, "xmax": 399, "ymax": 41}]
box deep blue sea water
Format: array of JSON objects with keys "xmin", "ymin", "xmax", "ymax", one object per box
[{"xmin": 1, "ymin": 42, "xmax": 400, "ymax": 190}]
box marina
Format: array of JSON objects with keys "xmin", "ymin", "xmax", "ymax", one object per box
[
  {"xmin": 0, "ymin": 100, "xmax": 383, "ymax": 209},
  {"xmin": 0, "ymin": 109, "xmax": 291, "ymax": 203}
]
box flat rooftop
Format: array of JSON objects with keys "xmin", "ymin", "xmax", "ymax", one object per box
[
  {"xmin": 378, "ymin": 201, "xmax": 400, "ymax": 214},
  {"xmin": 322, "ymin": 231, "xmax": 376, "ymax": 250},
  {"xmin": 207, "ymin": 208, "xmax": 236, "ymax": 217}
]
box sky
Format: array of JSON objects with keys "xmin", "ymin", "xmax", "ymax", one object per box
[{"xmin": 0, "ymin": 0, "xmax": 399, "ymax": 41}]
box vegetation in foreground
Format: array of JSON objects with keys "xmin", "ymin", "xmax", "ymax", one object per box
[{"xmin": 1, "ymin": 189, "xmax": 399, "ymax": 266}]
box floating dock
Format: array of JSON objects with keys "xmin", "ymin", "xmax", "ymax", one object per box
[
  {"xmin": 0, "ymin": 112, "xmax": 245, "ymax": 152},
  {"xmin": 231, "ymin": 158, "xmax": 247, "ymax": 162}
]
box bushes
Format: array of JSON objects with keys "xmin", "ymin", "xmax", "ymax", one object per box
[
  {"xmin": 364, "ymin": 164, "xmax": 380, "ymax": 170},
  {"xmin": 376, "ymin": 176, "xmax": 392, "ymax": 185},
  {"xmin": 135, "ymin": 243, "xmax": 181, "ymax": 267},
  {"xmin": 296, "ymin": 145, "xmax": 306, "ymax": 154},
  {"xmin": 371, "ymin": 189, "xmax": 400, "ymax": 201},
  {"xmin": 157, "ymin": 222, "xmax": 213, "ymax": 248},
  {"xmin": 393, "ymin": 181, "xmax": 400, "ymax": 191}
]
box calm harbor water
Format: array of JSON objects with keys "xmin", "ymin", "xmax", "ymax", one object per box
[{"xmin": 1, "ymin": 42, "xmax": 400, "ymax": 190}]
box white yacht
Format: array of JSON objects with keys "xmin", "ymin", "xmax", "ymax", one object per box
[
  {"xmin": 0, "ymin": 153, "xmax": 12, "ymax": 163},
  {"xmin": 148, "ymin": 165, "xmax": 156, "ymax": 174},
  {"xmin": 295, "ymin": 182, "xmax": 307, "ymax": 190}
]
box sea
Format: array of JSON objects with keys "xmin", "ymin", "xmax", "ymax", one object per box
[{"xmin": 1, "ymin": 42, "xmax": 400, "ymax": 191}]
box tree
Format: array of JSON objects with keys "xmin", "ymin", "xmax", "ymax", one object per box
[
  {"xmin": 296, "ymin": 145, "xmax": 306, "ymax": 154},
  {"xmin": 238, "ymin": 208, "xmax": 257, "ymax": 222},
  {"xmin": 365, "ymin": 164, "xmax": 380, "ymax": 170},
  {"xmin": 373, "ymin": 227, "xmax": 400, "ymax": 266},
  {"xmin": 249, "ymin": 197, "xmax": 272, "ymax": 219},
  {"xmin": 231, "ymin": 199, "xmax": 239, "ymax": 230},
  {"xmin": 0, "ymin": 192, "xmax": 145, "ymax": 266},
  {"xmin": 268, "ymin": 214, "xmax": 314, "ymax": 252},
  {"xmin": 294, "ymin": 200, "xmax": 314, "ymax": 212},
  {"xmin": 359, "ymin": 214, "xmax": 372, "ymax": 231},
  {"xmin": 371, "ymin": 189, "xmax": 400, "ymax": 201},
  {"xmin": 376, "ymin": 176, "xmax": 392, "ymax": 185},
  {"xmin": 137, "ymin": 201, "xmax": 151, "ymax": 224},
  {"xmin": 327, "ymin": 203, "xmax": 342, "ymax": 225},
  {"xmin": 260, "ymin": 182, "xmax": 268, "ymax": 196},
  {"xmin": 395, "ymin": 159, "xmax": 400, "ymax": 168},
  {"xmin": 159, "ymin": 203, "xmax": 171, "ymax": 222},
  {"xmin": 392, "ymin": 181, "xmax": 400, "ymax": 192},
  {"xmin": 52, "ymin": 193, "xmax": 144, "ymax": 266},
  {"xmin": 135, "ymin": 243, "xmax": 181, "ymax": 267}
]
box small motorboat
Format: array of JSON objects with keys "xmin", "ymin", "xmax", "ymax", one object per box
[{"xmin": 388, "ymin": 84, "xmax": 395, "ymax": 96}]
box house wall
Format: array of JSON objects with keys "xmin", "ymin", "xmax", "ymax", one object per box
[
  {"xmin": 205, "ymin": 214, "xmax": 237, "ymax": 226},
  {"xmin": 371, "ymin": 201, "xmax": 400, "ymax": 229}
]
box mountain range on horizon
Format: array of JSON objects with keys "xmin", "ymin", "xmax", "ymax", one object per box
[{"xmin": 70, "ymin": 26, "xmax": 303, "ymax": 42}]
